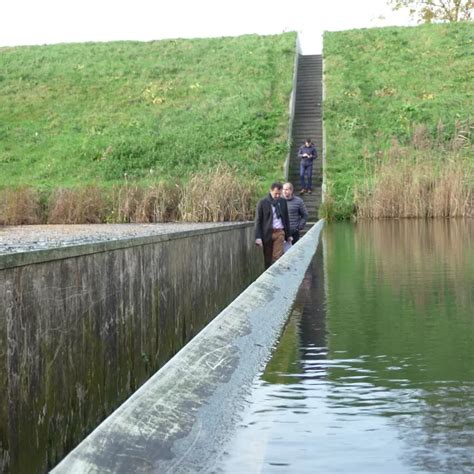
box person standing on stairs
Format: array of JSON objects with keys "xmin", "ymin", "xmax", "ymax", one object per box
[
  {"xmin": 283, "ymin": 182, "xmax": 308, "ymax": 244},
  {"xmin": 298, "ymin": 138, "xmax": 317, "ymax": 195},
  {"xmin": 255, "ymin": 182, "xmax": 292, "ymax": 269}
]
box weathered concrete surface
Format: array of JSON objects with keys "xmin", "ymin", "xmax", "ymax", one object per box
[
  {"xmin": 53, "ymin": 220, "xmax": 324, "ymax": 474},
  {"xmin": 0, "ymin": 222, "xmax": 262, "ymax": 473},
  {"xmin": 0, "ymin": 222, "xmax": 247, "ymax": 265}
]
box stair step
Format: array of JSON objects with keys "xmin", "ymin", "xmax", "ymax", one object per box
[
  {"xmin": 292, "ymin": 132, "xmax": 322, "ymax": 135},
  {"xmin": 287, "ymin": 53, "xmax": 323, "ymax": 206},
  {"xmin": 292, "ymin": 123, "xmax": 321, "ymax": 127},
  {"xmin": 293, "ymin": 116, "xmax": 320, "ymax": 120}
]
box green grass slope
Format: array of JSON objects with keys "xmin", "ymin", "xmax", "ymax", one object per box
[
  {"xmin": 0, "ymin": 33, "xmax": 296, "ymax": 189},
  {"xmin": 323, "ymin": 23, "xmax": 473, "ymax": 219}
]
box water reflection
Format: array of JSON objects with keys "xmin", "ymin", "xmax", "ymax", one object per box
[
  {"xmin": 262, "ymin": 243, "xmax": 327, "ymax": 386},
  {"xmin": 217, "ymin": 220, "xmax": 474, "ymax": 473}
]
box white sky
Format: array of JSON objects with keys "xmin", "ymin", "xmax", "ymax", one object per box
[{"xmin": 0, "ymin": 0, "xmax": 415, "ymax": 52}]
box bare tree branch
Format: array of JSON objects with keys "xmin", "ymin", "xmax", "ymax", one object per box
[{"xmin": 387, "ymin": 0, "xmax": 473, "ymax": 22}]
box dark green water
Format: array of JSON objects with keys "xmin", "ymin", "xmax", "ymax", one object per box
[{"xmin": 218, "ymin": 219, "xmax": 474, "ymax": 473}]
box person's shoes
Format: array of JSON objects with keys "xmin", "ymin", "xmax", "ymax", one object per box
[
  {"xmin": 307, "ymin": 189, "xmax": 312, "ymax": 194},
  {"xmin": 300, "ymin": 188, "xmax": 306, "ymax": 195}
]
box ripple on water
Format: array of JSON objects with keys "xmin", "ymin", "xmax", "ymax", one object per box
[{"xmin": 217, "ymin": 221, "xmax": 474, "ymax": 473}]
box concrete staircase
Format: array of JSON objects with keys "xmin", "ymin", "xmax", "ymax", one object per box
[{"xmin": 287, "ymin": 54, "xmax": 323, "ymax": 224}]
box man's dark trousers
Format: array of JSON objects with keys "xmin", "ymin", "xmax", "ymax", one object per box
[{"xmin": 300, "ymin": 159, "xmax": 313, "ymax": 190}]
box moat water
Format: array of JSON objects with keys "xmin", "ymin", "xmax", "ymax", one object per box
[{"xmin": 218, "ymin": 219, "xmax": 474, "ymax": 473}]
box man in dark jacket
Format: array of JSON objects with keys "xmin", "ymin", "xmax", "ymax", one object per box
[
  {"xmin": 283, "ymin": 182, "xmax": 309, "ymax": 244},
  {"xmin": 298, "ymin": 138, "xmax": 317, "ymax": 195},
  {"xmin": 255, "ymin": 182, "xmax": 292, "ymax": 269}
]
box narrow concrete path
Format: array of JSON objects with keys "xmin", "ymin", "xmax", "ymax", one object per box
[
  {"xmin": 287, "ymin": 54, "xmax": 323, "ymax": 222},
  {"xmin": 51, "ymin": 221, "xmax": 325, "ymax": 474}
]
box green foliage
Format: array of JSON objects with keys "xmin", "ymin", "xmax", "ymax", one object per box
[
  {"xmin": 0, "ymin": 33, "xmax": 296, "ymax": 190},
  {"xmin": 323, "ymin": 23, "xmax": 474, "ymax": 219}
]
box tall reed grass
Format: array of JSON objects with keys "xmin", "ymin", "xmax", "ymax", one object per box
[
  {"xmin": 0, "ymin": 187, "xmax": 43, "ymax": 225},
  {"xmin": 47, "ymin": 186, "xmax": 108, "ymax": 224},
  {"xmin": 0, "ymin": 167, "xmax": 260, "ymax": 225},
  {"xmin": 354, "ymin": 123, "xmax": 473, "ymax": 219},
  {"xmin": 108, "ymin": 182, "xmax": 182, "ymax": 223},
  {"xmin": 179, "ymin": 165, "xmax": 257, "ymax": 222}
]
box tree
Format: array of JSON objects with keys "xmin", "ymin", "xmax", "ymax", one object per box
[{"xmin": 388, "ymin": 0, "xmax": 473, "ymax": 23}]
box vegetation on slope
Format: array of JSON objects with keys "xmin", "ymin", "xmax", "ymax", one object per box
[
  {"xmin": 323, "ymin": 22, "xmax": 473, "ymax": 219},
  {"xmin": 0, "ymin": 33, "xmax": 296, "ymax": 223}
]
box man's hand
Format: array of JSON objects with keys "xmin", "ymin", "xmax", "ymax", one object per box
[{"xmin": 255, "ymin": 238, "xmax": 263, "ymax": 247}]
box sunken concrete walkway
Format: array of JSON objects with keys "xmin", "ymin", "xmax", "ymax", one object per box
[{"xmin": 52, "ymin": 219, "xmax": 324, "ymax": 473}]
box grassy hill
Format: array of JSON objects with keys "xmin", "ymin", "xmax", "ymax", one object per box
[
  {"xmin": 3, "ymin": 25, "xmax": 472, "ymax": 223},
  {"xmin": 0, "ymin": 33, "xmax": 296, "ymax": 223},
  {"xmin": 0, "ymin": 33, "xmax": 295, "ymax": 189},
  {"xmin": 323, "ymin": 23, "xmax": 473, "ymax": 219}
]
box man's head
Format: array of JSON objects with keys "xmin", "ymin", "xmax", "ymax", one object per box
[
  {"xmin": 269, "ymin": 182, "xmax": 283, "ymax": 199},
  {"xmin": 283, "ymin": 182, "xmax": 294, "ymax": 199},
  {"xmin": 305, "ymin": 138, "xmax": 312, "ymax": 147}
]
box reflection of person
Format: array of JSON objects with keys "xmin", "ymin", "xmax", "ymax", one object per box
[
  {"xmin": 255, "ymin": 182, "xmax": 292, "ymax": 269},
  {"xmin": 298, "ymin": 138, "xmax": 317, "ymax": 195},
  {"xmin": 283, "ymin": 182, "xmax": 308, "ymax": 244}
]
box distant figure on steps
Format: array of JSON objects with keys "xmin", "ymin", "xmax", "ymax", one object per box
[{"xmin": 298, "ymin": 138, "xmax": 317, "ymax": 195}]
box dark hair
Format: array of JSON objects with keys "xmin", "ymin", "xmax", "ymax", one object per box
[
  {"xmin": 306, "ymin": 138, "xmax": 312, "ymax": 143},
  {"xmin": 270, "ymin": 182, "xmax": 283, "ymax": 190}
]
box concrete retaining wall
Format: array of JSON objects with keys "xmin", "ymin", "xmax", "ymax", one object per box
[
  {"xmin": 283, "ymin": 35, "xmax": 301, "ymax": 180},
  {"xmin": 53, "ymin": 220, "xmax": 324, "ymax": 474},
  {"xmin": 0, "ymin": 223, "xmax": 262, "ymax": 473}
]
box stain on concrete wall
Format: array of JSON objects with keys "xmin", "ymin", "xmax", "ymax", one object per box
[{"xmin": 0, "ymin": 224, "xmax": 262, "ymax": 473}]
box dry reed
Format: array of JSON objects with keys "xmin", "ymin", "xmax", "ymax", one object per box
[
  {"xmin": 110, "ymin": 185, "xmax": 143, "ymax": 223},
  {"xmin": 179, "ymin": 164, "xmax": 258, "ymax": 222},
  {"xmin": 0, "ymin": 187, "xmax": 43, "ymax": 225},
  {"xmin": 111, "ymin": 182, "xmax": 181, "ymax": 223},
  {"xmin": 355, "ymin": 122, "xmax": 473, "ymax": 219},
  {"xmin": 1, "ymin": 168, "xmax": 260, "ymax": 225},
  {"xmin": 355, "ymin": 159, "xmax": 472, "ymax": 218},
  {"xmin": 136, "ymin": 183, "xmax": 182, "ymax": 222},
  {"xmin": 47, "ymin": 186, "xmax": 109, "ymax": 224}
]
